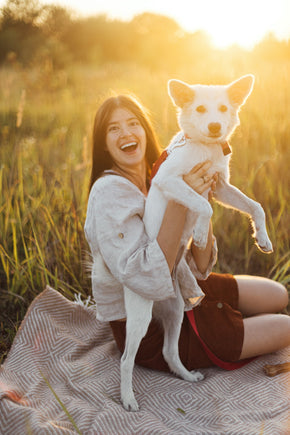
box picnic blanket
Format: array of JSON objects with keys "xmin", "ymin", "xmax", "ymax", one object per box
[{"xmin": 0, "ymin": 286, "xmax": 289, "ymax": 435}]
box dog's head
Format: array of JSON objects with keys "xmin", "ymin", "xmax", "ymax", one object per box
[{"xmin": 168, "ymin": 75, "xmax": 254, "ymax": 144}]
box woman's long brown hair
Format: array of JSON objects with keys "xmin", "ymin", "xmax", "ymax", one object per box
[{"xmin": 89, "ymin": 94, "xmax": 161, "ymax": 192}]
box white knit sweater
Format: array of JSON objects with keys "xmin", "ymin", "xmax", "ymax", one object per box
[{"xmin": 84, "ymin": 174, "xmax": 217, "ymax": 321}]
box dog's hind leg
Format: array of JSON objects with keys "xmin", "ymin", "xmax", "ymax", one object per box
[
  {"xmin": 156, "ymin": 295, "xmax": 204, "ymax": 382},
  {"xmin": 121, "ymin": 287, "xmax": 153, "ymax": 411}
]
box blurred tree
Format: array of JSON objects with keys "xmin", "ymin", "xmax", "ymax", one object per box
[
  {"xmin": 0, "ymin": 0, "xmax": 45, "ymax": 63},
  {"xmin": 42, "ymin": 4, "xmax": 72, "ymax": 40},
  {"xmin": 39, "ymin": 4, "xmax": 73, "ymax": 68},
  {"xmin": 59, "ymin": 15, "xmax": 107, "ymax": 63},
  {"xmin": 1, "ymin": 0, "xmax": 43, "ymax": 25},
  {"xmin": 0, "ymin": 2, "xmax": 289, "ymax": 70},
  {"xmin": 130, "ymin": 12, "xmax": 184, "ymax": 69},
  {"xmin": 61, "ymin": 14, "xmax": 137, "ymax": 64}
]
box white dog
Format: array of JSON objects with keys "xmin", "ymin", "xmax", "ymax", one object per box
[{"xmin": 120, "ymin": 75, "xmax": 273, "ymax": 411}]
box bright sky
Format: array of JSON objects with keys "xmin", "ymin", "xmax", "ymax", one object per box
[{"xmin": 2, "ymin": 0, "xmax": 290, "ymax": 49}]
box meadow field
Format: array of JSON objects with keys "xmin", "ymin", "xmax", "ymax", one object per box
[{"xmin": 0, "ymin": 55, "xmax": 289, "ymax": 361}]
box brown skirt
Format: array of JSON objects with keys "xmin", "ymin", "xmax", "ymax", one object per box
[{"xmin": 110, "ymin": 273, "xmax": 244, "ymax": 371}]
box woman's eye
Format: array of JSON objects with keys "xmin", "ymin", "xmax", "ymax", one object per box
[
  {"xmin": 129, "ymin": 120, "xmax": 139, "ymax": 127},
  {"xmin": 219, "ymin": 105, "xmax": 228, "ymax": 112},
  {"xmin": 196, "ymin": 105, "xmax": 207, "ymax": 113},
  {"xmin": 108, "ymin": 125, "xmax": 119, "ymax": 132}
]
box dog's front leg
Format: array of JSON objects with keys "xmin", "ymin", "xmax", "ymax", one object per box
[
  {"xmin": 121, "ymin": 287, "xmax": 153, "ymax": 411},
  {"xmin": 215, "ymin": 180, "xmax": 273, "ymax": 252},
  {"xmin": 153, "ymin": 175, "xmax": 213, "ymax": 249}
]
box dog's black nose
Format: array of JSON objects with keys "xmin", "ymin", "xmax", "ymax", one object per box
[{"xmin": 208, "ymin": 122, "xmax": 221, "ymax": 134}]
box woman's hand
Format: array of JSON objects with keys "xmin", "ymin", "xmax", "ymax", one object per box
[{"xmin": 183, "ymin": 160, "xmax": 218, "ymax": 201}]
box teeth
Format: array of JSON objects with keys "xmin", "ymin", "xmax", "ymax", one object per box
[{"xmin": 120, "ymin": 142, "xmax": 137, "ymax": 150}]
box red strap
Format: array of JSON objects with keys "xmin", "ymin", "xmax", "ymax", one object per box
[
  {"xmin": 150, "ymin": 149, "xmax": 168, "ymax": 184},
  {"xmin": 186, "ymin": 309, "xmax": 255, "ymax": 370}
]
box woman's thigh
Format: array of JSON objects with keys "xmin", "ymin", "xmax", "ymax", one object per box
[
  {"xmin": 240, "ymin": 313, "xmax": 290, "ymax": 359},
  {"xmin": 234, "ymin": 274, "xmax": 288, "ymax": 317}
]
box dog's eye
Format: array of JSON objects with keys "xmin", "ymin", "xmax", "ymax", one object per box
[
  {"xmin": 196, "ymin": 105, "xmax": 207, "ymax": 113},
  {"xmin": 219, "ymin": 105, "xmax": 228, "ymax": 112}
]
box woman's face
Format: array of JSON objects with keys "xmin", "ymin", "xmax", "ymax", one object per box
[{"xmin": 105, "ymin": 107, "xmax": 147, "ymax": 171}]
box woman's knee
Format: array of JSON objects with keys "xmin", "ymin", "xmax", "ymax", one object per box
[
  {"xmin": 235, "ymin": 275, "xmax": 288, "ymax": 315},
  {"xmin": 262, "ymin": 277, "xmax": 289, "ymax": 310},
  {"xmin": 272, "ymin": 281, "xmax": 289, "ymax": 310}
]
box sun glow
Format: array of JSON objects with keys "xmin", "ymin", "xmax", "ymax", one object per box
[
  {"xmin": 192, "ymin": 21, "xmax": 268, "ymax": 50},
  {"xmin": 175, "ymin": 0, "xmax": 289, "ymax": 49}
]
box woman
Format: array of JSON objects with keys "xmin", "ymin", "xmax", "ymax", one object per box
[{"xmin": 84, "ymin": 93, "xmax": 290, "ymax": 372}]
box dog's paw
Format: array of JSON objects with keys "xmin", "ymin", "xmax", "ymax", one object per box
[
  {"xmin": 192, "ymin": 230, "xmax": 208, "ymax": 250},
  {"xmin": 255, "ymin": 232, "xmax": 273, "ymax": 254},
  {"xmin": 188, "ymin": 370, "xmax": 204, "ymax": 382},
  {"xmin": 182, "ymin": 370, "xmax": 204, "ymax": 382},
  {"xmin": 122, "ymin": 396, "xmax": 139, "ymax": 412}
]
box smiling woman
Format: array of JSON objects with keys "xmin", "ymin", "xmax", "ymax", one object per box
[
  {"xmin": 89, "ymin": 94, "xmax": 161, "ymax": 193},
  {"xmin": 105, "ymin": 107, "xmax": 147, "ymax": 177}
]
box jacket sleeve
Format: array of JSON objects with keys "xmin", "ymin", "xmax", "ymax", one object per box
[
  {"xmin": 85, "ymin": 176, "xmax": 176, "ymax": 301},
  {"xmin": 185, "ymin": 235, "xmax": 218, "ymax": 280}
]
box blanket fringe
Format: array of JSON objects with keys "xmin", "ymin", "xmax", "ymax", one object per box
[{"xmin": 74, "ymin": 293, "xmax": 92, "ymax": 308}]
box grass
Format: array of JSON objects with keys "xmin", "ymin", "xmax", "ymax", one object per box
[
  {"xmin": 0, "ymin": 56, "xmax": 289, "ymax": 362},
  {"xmin": 41, "ymin": 371, "xmax": 82, "ymax": 434}
]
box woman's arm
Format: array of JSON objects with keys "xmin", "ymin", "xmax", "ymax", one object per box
[
  {"xmin": 157, "ymin": 201, "xmax": 188, "ymax": 273},
  {"xmin": 157, "ymin": 161, "xmax": 217, "ymax": 273}
]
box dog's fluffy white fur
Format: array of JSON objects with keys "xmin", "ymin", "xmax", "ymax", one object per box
[{"xmin": 120, "ymin": 75, "xmax": 273, "ymax": 411}]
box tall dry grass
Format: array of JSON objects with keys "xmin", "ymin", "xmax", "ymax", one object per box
[{"xmin": 0, "ymin": 57, "xmax": 289, "ymax": 360}]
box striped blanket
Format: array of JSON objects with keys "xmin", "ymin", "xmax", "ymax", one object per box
[{"xmin": 0, "ymin": 286, "xmax": 289, "ymax": 434}]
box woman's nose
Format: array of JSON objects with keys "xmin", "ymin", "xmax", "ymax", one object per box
[{"xmin": 120, "ymin": 125, "xmax": 131, "ymax": 137}]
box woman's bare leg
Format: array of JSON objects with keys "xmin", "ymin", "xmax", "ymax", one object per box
[
  {"xmin": 234, "ymin": 275, "xmax": 290, "ymax": 359},
  {"xmin": 240, "ymin": 313, "xmax": 290, "ymax": 359},
  {"xmin": 235, "ymin": 275, "xmax": 288, "ymax": 316}
]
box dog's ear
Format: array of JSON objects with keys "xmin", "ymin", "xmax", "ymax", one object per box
[
  {"xmin": 227, "ymin": 74, "xmax": 255, "ymax": 107},
  {"xmin": 168, "ymin": 80, "xmax": 195, "ymax": 107}
]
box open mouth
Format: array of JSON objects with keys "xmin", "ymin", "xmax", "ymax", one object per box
[
  {"xmin": 208, "ymin": 133, "xmax": 222, "ymax": 138},
  {"xmin": 120, "ymin": 142, "xmax": 138, "ymax": 152}
]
